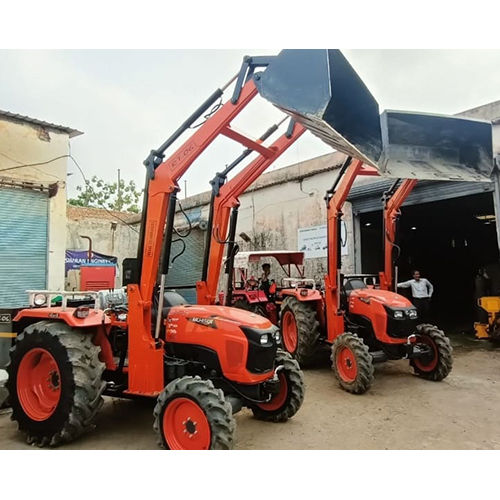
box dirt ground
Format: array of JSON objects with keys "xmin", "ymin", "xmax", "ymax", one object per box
[{"xmin": 1, "ymin": 337, "xmax": 499, "ymax": 450}]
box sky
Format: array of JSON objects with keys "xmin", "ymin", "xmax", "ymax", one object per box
[{"xmin": 1, "ymin": 49, "xmax": 500, "ymax": 201}]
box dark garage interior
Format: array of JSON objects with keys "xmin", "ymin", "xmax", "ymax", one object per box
[{"xmin": 360, "ymin": 192, "xmax": 499, "ymax": 334}]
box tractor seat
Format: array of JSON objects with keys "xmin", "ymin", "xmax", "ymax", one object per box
[
  {"xmin": 343, "ymin": 278, "xmax": 368, "ymax": 296},
  {"xmin": 162, "ymin": 291, "xmax": 188, "ymax": 308},
  {"xmin": 152, "ymin": 291, "xmax": 188, "ymax": 338}
]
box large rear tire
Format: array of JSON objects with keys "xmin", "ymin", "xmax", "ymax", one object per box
[
  {"xmin": 331, "ymin": 332, "xmax": 374, "ymax": 394},
  {"xmin": 153, "ymin": 376, "xmax": 235, "ymax": 450},
  {"xmin": 6, "ymin": 320, "xmax": 105, "ymax": 447},
  {"xmin": 410, "ymin": 324, "xmax": 453, "ymax": 381},
  {"xmin": 280, "ymin": 296, "xmax": 320, "ymax": 366},
  {"xmin": 251, "ymin": 350, "xmax": 305, "ymax": 423}
]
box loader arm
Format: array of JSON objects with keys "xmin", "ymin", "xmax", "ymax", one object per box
[
  {"xmin": 196, "ymin": 122, "xmax": 306, "ymax": 305},
  {"xmin": 380, "ymin": 178, "xmax": 418, "ymax": 291},
  {"xmin": 323, "ymin": 158, "xmax": 376, "ymax": 341}
]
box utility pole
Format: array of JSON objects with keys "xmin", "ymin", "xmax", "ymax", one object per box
[{"xmin": 117, "ymin": 168, "xmax": 121, "ymax": 211}]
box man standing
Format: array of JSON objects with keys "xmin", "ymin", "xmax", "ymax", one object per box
[{"xmin": 398, "ymin": 270, "xmax": 434, "ymax": 321}]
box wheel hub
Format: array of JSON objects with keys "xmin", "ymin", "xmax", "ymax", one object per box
[
  {"xmin": 337, "ymin": 347, "xmax": 358, "ymax": 382},
  {"xmin": 163, "ymin": 397, "xmax": 211, "ymax": 449},
  {"xmin": 183, "ymin": 418, "xmax": 197, "ymax": 436},
  {"xmin": 48, "ymin": 370, "xmax": 60, "ymax": 391}
]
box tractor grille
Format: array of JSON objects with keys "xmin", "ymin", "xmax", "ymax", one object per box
[
  {"xmin": 386, "ymin": 316, "xmax": 419, "ymax": 339},
  {"xmin": 241, "ymin": 326, "xmax": 277, "ymax": 374}
]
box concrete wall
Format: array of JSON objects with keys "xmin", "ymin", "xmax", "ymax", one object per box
[
  {"xmin": 174, "ymin": 152, "xmax": 358, "ymax": 286},
  {"xmin": 66, "ymin": 206, "xmax": 139, "ymax": 289},
  {"xmin": 0, "ymin": 116, "xmax": 73, "ymax": 291}
]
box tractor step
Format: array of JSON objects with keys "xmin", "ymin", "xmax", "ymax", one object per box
[{"xmin": 370, "ymin": 350, "xmax": 388, "ymax": 364}]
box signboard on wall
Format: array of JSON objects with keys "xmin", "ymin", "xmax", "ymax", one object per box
[
  {"xmin": 298, "ymin": 223, "xmax": 348, "ymax": 259},
  {"xmin": 65, "ymin": 250, "xmax": 118, "ymax": 274}
]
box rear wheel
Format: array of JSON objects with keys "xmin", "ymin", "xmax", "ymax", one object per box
[
  {"xmin": 251, "ymin": 350, "xmax": 305, "ymax": 422},
  {"xmin": 280, "ymin": 296, "xmax": 320, "ymax": 366},
  {"xmin": 410, "ymin": 324, "xmax": 453, "ymax": 381},
  {"xmin": 153, "ymin": 376, "xmax": 235, "ymax": 450},
  {"xmin": 6, "ymin": 320, "xmax": 105, "ymax": 447},
  {"xmin": 331, "ymin": 333, "xmax": 374, "ymax": 394}
]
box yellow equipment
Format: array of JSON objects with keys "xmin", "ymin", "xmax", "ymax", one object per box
[{"xmin": 474, "ymin": 296, "xmax": 500, "ymax": 339}]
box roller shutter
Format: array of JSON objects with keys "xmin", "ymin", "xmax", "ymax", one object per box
[
  {"xmin": 349, "ymin": 179, "xmax": 494, "ymax": 214},
  {"xmin": 0, "ymin": 188, "xmax": 48, "ymax": 307},
  {"xmin": 165, "ymin": 227, "xmax": 206, "ymax": 304}
]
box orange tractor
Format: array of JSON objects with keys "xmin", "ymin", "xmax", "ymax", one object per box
[
  {"xmin": 276, "ymin": 102, "xmax": 493, "ymax": 393},
  {"xmin": 218, "ymin": 250, "xmax": 309, "ymax": 324},
  {"xmin": 5, "ymin": 51, "xmax": 343, "ymax": 449}
]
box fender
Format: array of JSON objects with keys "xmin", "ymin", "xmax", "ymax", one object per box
[
  {"xmin": 280, "ymin": 288, "xmax": 323, "ymax": 302},
  {"xmin": 14, "ymin": 307, "xmax": 111, "ymax": 328},
  {"xmin": 233, "ymin": 290, "xmax": 268, "ymax": 304}
]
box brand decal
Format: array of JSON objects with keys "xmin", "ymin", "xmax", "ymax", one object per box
[
  {"xmin": 170, "ymin": 141, "xmax": 197, "ymax": 169},
  {"xmin": 188, "ymin": 317, "xmax": 216, "ymax": 329}
]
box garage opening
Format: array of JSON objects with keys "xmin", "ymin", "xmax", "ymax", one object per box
[{"xmin": 359, "ymin": 192, "xmax": 499, "ymax": 334}]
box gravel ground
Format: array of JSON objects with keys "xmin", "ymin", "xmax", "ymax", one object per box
[{"xmin": 1, "ymin": 338, "xmax": 499, "ymax": 450}]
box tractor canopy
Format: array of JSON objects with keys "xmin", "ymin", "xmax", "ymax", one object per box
[
  {"xmin": 233, "ymin": 251, "xmax": 304, "ymax": 269},
  {"xmin": 254, "ymin": 49, "xmax": 494, "ymax": 182}
]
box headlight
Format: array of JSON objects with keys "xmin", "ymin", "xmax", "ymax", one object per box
[
  {"xmin": 408, "ymin": 309, "xmax": 418, "ymax": 319},
  {"xmin": 260, "ymin": 334, "xmax": 270, "ymax": 345},
  {"xmin": 393, "ymin": 310, "xmax": 404, "ymax": 319},
  {"xmin": 33, "ymin": 293, "xmax": 47, "ymax": 307}
]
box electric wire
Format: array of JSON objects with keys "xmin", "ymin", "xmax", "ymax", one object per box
[{"xmin": 0, "ymin": 150, "xmax": 140, "ymax": 233}]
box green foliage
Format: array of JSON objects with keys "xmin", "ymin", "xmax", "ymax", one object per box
[{"xmin": 68, "ymin": 176, "xmax": 143, "ymax": 213}]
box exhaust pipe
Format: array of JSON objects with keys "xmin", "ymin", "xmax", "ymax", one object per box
[{"xmin": 254, "ymin": 49, "xmax": 494, "ymax": 182}]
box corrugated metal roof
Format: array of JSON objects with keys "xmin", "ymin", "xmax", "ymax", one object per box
[{"xmin": 0, "ymin": 109, "xmax": 83, "ymax": 138}]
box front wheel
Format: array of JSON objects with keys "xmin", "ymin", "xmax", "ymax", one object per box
[
  {"xmin": 410, "ymin": 324, "xmax": 453, "ymax": 381},
  {"xmin": 331, "ymin": 333, "xmax": 374, "ymax": 394},
  {"xmin": 153, "ymin": 376, "xmax": 235, "ymax": 450},
  {"xmin": 251, "ymin": 350, "xmax": 305, "ymax": 422}
]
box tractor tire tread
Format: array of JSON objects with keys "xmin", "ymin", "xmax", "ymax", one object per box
[
  {"xmin": 6, "ymin": 320, "xmax": 105, "ymax": 447},
  {"xmin": 153, "ymin": 376, "xmax": 235, "ymax": 450},
  {"xmin": 411, "ymin": 324, "xmax": 453, "ymax": 381},
  {"xmin": 251, "ymin": 350, "xmax": 305, "ymax": 423},
  {"xmin": 331, "ymin": 332, "xmax": 374, "ymax": 394},
  {"xmin": 280, "ymin": 296, "xmax": 320, "ymax": 366}
]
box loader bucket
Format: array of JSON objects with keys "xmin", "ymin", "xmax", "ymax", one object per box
[
  {"xmin": 379, "ymin": 111, "xmax": 494, "ymax": 182},
  {"xmin": 253, "ymin": 49, "xmax": 383, "ymax": 167},
  {"xmin": 255, "ymin": 50, "xmax": 494, "ymax": 182}
]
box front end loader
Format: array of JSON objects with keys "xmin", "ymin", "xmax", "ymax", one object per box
[{"xmin": 265, "ymin": 51, "xmax": 493, "ymax": 393}]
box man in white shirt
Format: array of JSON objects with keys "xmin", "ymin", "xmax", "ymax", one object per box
[{"xmin": 397, "ymin": 270, "xmax": 434, "ymax": 321}]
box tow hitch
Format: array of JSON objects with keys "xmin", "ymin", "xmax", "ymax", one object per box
[
  {"xmin": 405, "ymin": 334, "xmax": 434, "ymax": 362},
  {"xmin": 262, "ymin": 365, "xmax": 284, "ymax": 399}
]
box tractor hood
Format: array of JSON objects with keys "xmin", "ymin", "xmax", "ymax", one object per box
[
  {"xmin": 254, "ymin": 49, "xmax": 494, "ymax": 182},
  {"xmin": 350, "ymin": 288, "xmax": 413, "ymax": 309}
]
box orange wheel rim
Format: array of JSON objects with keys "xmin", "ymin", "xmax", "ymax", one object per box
[
  {"xmin": 256, "ymin": 372, "xmax": 288, "ymax": 411},
  {"xmin": 413, "ymin": 335, "xmax": 438, "ymax": 372},
  {"xmin": 163, "ymin": 397, "xmax": 211, "ymax": 450},
  {"xmin": 282, "ymin": 311, "xmax": 298, "ymax": 353},
  {"xmin": 337, "ymin": 347, "xmax": 357, "ymax": 382},
  {"xmin": 17, "ymin": 348, "xmax": 61, "ymax": 421}
]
